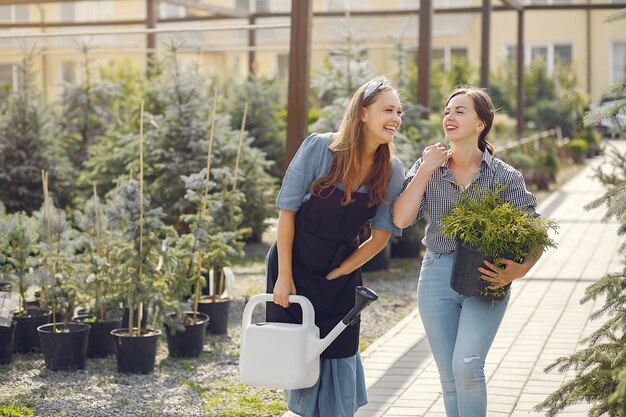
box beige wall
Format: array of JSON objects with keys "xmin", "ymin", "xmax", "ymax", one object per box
[{"xmin": 0, "ymin": 2, "xmax": 624, "ymax": 104}]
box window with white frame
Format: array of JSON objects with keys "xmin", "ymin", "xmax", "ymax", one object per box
[
  {"xmin": 0, "ymin": 5, "xmax": 29, "ymax": 23},
  {"xmin": 60, "ymin": 61, "xmax": 78, "ymax": 84},
  {"xmin": 431, "ymin": 46, "xmax": 468, "ymax": 71},
  {"xmin": 59, "ymin": 2, "xmax": 75, "ymax": 22},
  {"xmin": 327, "ymin": 0, "xmax": 345, "ymax": 10},
  {"xmin": 234, "ymin": 0, "xmax": 274, "ymax": 12},
  {"xmin": 277, "ymin": 53, "xmax": 289, "ymax": 80},
  {"xmin": 505, "ymin": 43, "xmax": 572, "ymax": 74},
  {"xmin": 160, "ymin": 2, "xmax": 186, "ymax": 19},
  {"xmin": 59, "ymin": 1, "xmax": 115, "ymax": 22},
  {"xmin": 0, "ymin": 64, "xmax": 17, "ymax": 91},
  {"xmin": 612, "ymin": 42, "xmax": 626, "ymax": 85},
  {"xmin": 525, "ymin": 0, "xmax": 570, "ymax": 4}
]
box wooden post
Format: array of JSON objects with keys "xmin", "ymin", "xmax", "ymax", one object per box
[
  {"xmin": 516, "ymin": 10, "xmax": 525, "ymax": 138},
  {"xmin": 146, "ymin": 0, "xmax": 157, "ymax": 71},
  {"xmin": 285, "ymin": 0, "xmax": 312, "ymax": 169},
  {"xmin": 480, "ymin": 0, "xmax": 491, "ymax": 88},
  {"xmin": 248, "ymin": 15, "xmax": 256, "ymax": 79},
  {"xmin": 417, "ymin": 0, "xmax": 432, "ymax": 119}
]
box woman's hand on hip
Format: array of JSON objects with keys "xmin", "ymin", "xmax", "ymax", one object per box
[
  {"xmin": 421, "ymin": 142, "xmax": 451, "ymax": 172},
  {"xmin": 273, "ymin": 274, "xmax": 296, "ymax": 308},
  {"xmin": 479, "ymin": 258, "xmax": 530, "ymax": 290},
  {"xmin": 326, "ymin": 267, "xmax": 345, "ymax": 281}
]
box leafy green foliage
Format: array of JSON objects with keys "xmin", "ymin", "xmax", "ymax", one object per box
[
  {"xmin": 224, "ymin": 76, "xmax": 287, "ymax": 179},
  {"xmin": 0, "ymin": 402, "xmax": 35, "ymax": 417},
  {"xmin": 34, "ymin": 205, "xmax": 80, "ymax": 324},
  {"xmin": 0, "ymin": 50, "xmax": 47, "ymax": 214},
  {"xmin": 441, "ymin": 185, "xmax": 558, "ymax": 262},
  {"xmin": 105, "ymin": 180, "xmax": 178, "ymax": 333},
  {"xmin": 309, "ymin": 22, "xmax": 373, "ymax": 132},
  {"xmin": 537, "ymin": 33, "xmax": 626, "ymax": 410},
  {"xmin": 84, "ymin": 46, "xmax": 276, "ymax": 240},
  {"xmin": 166, "ymin": 169, "xmax": 248, "ymax": 330},
  {"xmin": 73, "ymin": 191, "xmax": 122, "ymax": 321},
  {"xmin": 51, "ymin": 46, "xmax": 121, "ymax": 208},
  {"xmin": 0, "ymin": 212, "xmax": 38, "ymax": 311}
]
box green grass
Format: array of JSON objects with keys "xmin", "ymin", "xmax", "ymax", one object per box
[
  {"xmin": 0, "ymin": 403, "xmax": 35, "ymax": 417},
  {"xmin": 180, "ymin": 380, "xmax": 286, "ymax": 417}
]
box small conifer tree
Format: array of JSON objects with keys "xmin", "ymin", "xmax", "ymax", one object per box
[
  {"xmin": 536, "ymin": 9, "xmax": 626, "ymax": 415},
  {"xmin": 0, "ymin": 50, "xmax": 47, "ymax": 214}
]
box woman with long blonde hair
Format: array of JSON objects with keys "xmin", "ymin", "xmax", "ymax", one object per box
[{"xmin": 266, "ymin": 76, "xmax": 405, "ymax": 416}]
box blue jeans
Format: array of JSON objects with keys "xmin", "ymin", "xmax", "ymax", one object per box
[{"xmin": 417, "ymin": 250, "xmax": 510, "ymax": 417}]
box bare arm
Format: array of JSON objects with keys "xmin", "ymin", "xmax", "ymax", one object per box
[
  {"xmin": 326, "ymin": 229, "xmax": 391, "ymax": 280},
  {"xmin": 273, "ymin": 209, "xmax": 297, "ymax": 308},
  {"xmin": 393, "ymin": 143, "xmax": 451, "ymax": 228}
]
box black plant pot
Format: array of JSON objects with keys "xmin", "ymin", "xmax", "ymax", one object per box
[
  {"xmin": 72, "ymin": 315, "xmax": 122, "ymax": 358},
  {"xmin": 37, "ymin": 322, "xmax": 90, "ymax": 371},
  {"xmin": 111, "ymin": 328, "xmax": 161, "ymax": 374},
  {"xmin": 0, "ymin": 282, "xmax": 11, "ymax": 292},
  {"xmin": 13, "ymin": 308, "xmax": 52, "ymax": 353},
  {"xmin": 163, "ymin": 312, "xmax": 209, "ymax": 358},
  {"xmin": 362, "ymin": 245, "xmax": 391, "ymax": 272},
  {"xmin": 197, "ymin": 298, "xmax": 231, "ymax": 335},
  {"xmin": 122, "ymin": 308, "xmax": 148, "ymax": 329},
  {"xmin": 0, "ymin": 320, "xmax": 16, "ymax": 364},
  {"xmin": 450, "ymin": 238, "xmax": 511, "ymax": 302}
]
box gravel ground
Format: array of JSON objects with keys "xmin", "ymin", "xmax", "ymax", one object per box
[{"xmin": 0, "ymin": 241, "xmax": 420, "ymax": 417}]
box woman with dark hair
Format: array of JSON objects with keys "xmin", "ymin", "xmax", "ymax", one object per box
[
  {"xmin": 266, "ymin": 76, "xmax": 405, "ymax": 416},
  {"xmin": 392, "ymin": 87, "xmax": 542, "ymax": 417}
]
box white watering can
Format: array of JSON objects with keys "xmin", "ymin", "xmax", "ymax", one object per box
[{"xmin": 239, "ymin": 286, "xmax": 379, "ymax": 390}]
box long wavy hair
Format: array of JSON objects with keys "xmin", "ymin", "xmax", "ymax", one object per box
[
  {"xmin": 310, "ymin": 77, "xmax": 398, "ymax": 207},
  {"xmin": 446, "ymin": 86, "xmax": 496, "ymax": 155}
]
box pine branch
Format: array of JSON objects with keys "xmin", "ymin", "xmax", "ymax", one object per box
[{"xmin": 604, "ymin": 8, "xmax": 626, "ymax": 23}]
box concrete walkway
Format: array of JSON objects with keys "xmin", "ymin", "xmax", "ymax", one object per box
[{"xmin": 353, "ymin": 140, "xmax": 625, "ymax": 417}]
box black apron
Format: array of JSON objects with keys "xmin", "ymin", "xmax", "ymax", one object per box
[{"xmin": 266, "ymin": 185, "xmax": 378, "ymax": 359}]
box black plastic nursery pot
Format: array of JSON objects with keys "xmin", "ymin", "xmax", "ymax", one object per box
[
  {"xmin": 163, "ymin": 312, "xmax": 209, "ymax": 358},
  {"xmin": 72, "ymin": 315, "xmax": 122, "ymax": 358},
  {"xmin": 13, "ymin": 308, "xmax": 52, "ymax": 353},
  {"xmin": 197, "ymin": 297, "xmax": 231, "ymax": 335},
  {"xmin": 37, "ymin": 322, "xmax": 90, "ymax": 371},
  {"xmin": 111, "ymin": 328, "xmax": 161, "ymax": 374},
  {"xmin": 450, "ymin": 238, "xmax": 511, "ymax": 302},
  {"xmin": 0, "ymin": 320, "xmax": 16, "ymax": 364}
]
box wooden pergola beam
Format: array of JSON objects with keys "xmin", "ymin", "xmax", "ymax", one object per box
[
  {"xmin": 517, "ymin": 10, "xmax": 525, "ymax": 138},
  {"xmin": 285, "ymin": 0, "xmax": 311, "ymax": 169},
  {"xmin": 480, "ymin": 0, "xmax": 491, "ymax": 88},
  {"xmin": 417, "ymin": 0, "xmax": 432, "ymax": 118}
]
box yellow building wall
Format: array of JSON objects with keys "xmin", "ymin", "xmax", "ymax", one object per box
[{"xmin": 1, "ymin": 2, "xmax": 624, "ymax": 105}]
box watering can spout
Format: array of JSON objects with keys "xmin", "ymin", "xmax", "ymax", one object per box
[{"xmin": 313, "ymin": 286, "xmax": 379, "ymax": 357}]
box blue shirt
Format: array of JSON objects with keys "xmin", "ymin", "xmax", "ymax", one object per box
[
  {"xmin": 395, "ymin": 149, "xmax": 538, "ymax": 253},
  {"xmin": 276, "ymin": 133, "xmax": 405, "ymax": 236}
]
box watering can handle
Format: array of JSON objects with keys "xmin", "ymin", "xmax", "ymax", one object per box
[{"xmin": 241, "ymin": 294, "xmax": 315, "ymax": 330}]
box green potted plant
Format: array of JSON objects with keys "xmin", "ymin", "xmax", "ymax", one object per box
[
  {"xmin": 0, "ymin": 208, "xmax": 18, "ymax": 364},
  {"xmin": 72, "ymin": 183, "xmax": 123, "ymax": 358},
  {"xmin": 441, "ymin": 185, "xmax": 558, "ymax": 302},
  {"xmin": 162, "ymin": 169, "xmax": 213, "ymax": 357},
  {"xmin": 107, "ymin": 178, "xmax": 176, "ymax": 373},
  {"xmin": 197, "ymin": 188, "xmax": 248, "ymax": 335},
  {"xmin": 36, "ymin": 174, "xmax": 90, "ymax": 371},
  {"xmin": 1, "ymin": 212, "xmax": 51, "ymax": 353}
]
